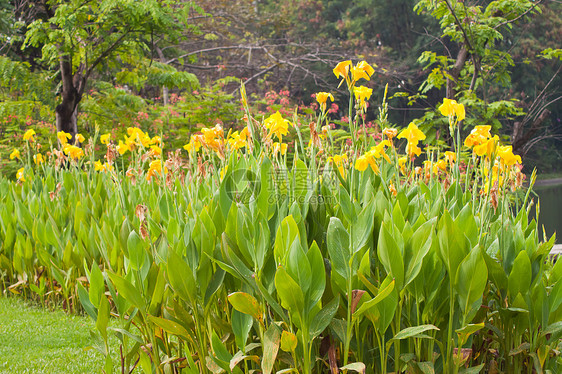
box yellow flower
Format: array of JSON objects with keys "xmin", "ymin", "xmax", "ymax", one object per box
[
  {"xmin": 397, "ymin": 122, "xmax": 426, "ymax": 144},
  {"xmin": 63, "ymin": 144, "xmax": 84, "ymax": 160},
  {"xmin": 33, "ymin": 154, "xmax": 44, "ymax": 164},
  {"xmin": 265, "ymin": 111, "xmax": 291, "ymax": 141},
  {"xmin": 368, "ymin": 140, "xmax": 391, "ymax": 163},
  {"xmin": 405, "ymin": 142, "xmax": 422, "ymax": 158},
  {"xmin": 16, "ymin": 167, "xmax": 25, "ymax": 182},
  {"xmin": 117, "ymin": 140, "xmax": 130, "ymax": 155},
  {"xmin": 227, "ymin": 131, "xmax": 246, "ymax": 150},
  {"xmin": 94, "ymin": 160, "xmax": 113, "ymax": 172},
  {"xmin": 474, "ymin": 135, "xmax": 499, "ymax": 158},
  {"xmin": 350, "ymin": 61, "xmax": 375, "ymax": 84},
  {"xmin": 151, "ymin": 136, "xmax": 162, "ymax": 146},
  {"xmin": 57, "ymin": 131, "xmax": 72, "ymax": 145},
  {"xmin": 354, "ymin": 86, "xmax": 373, "ymax": 112},
  {"xmin": 333, "ymin": 60, "xmax": 352, "ymax": 83},
  {"xmin": 398, "ymin": 156, "xmax": 407, "ymax": 174},
  {"xmin": 23, "ymin": 129, "xmax": 36, "ymax": 141},
  {"xmin": 100, "ymin": 133, "xmax": 111, "ymax": 144},
  {"xmin": 149, "ymin": 145, "xmax": 162, "ymax": 157},
  {"xmin": 439, "ymin": 98, "xmax": 465, "ymax": 122},
  {"xmin": 383, "ymin": 128, "xmax": 398, "ymax": 140},
  {"xmin": 444, "ymin": 151, "xmax": 456, "ymax": 165},
  {"xmin": 184, "ymin": 137, "xmax": 202, "ymax": 153},
  {"xmin": 9, "ymin": 149, "xmax": 21, "ymax": 160},
  {"xmin": 272, "ymin": 142, "xmax": 288, "ymax": 156},
  {"xmin": 433, "ymin": 159, "xmax": 447, "ymax": 174},
  {"xmin": 316, "ymin": 92, "xmax": 334, "ymax": 111},
  {"xmin": 76, "ymin": 133, "xmax": 85, "ymax": 143},
  {"xmin": 146, "ymin": 160, "xmax": 166, "ymax": 181},
  {"xmin": 328, "ymin": 154, "xmax": 348, "ymax": 176},
  {"xmin": 355, "ymin": 154, "xmax": 379, "ymax": 173},
  {"xmin": 464, "ymin": 125, "xmax": 491, "ymax": 148},
  {"xmin": 497, "ymin": 145, "xmax": 522, "ymax": 166}
]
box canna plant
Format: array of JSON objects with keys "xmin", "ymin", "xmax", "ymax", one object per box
[{"xmin": 0, "ymin": 60, "xmax": 561, "ymax": 374}]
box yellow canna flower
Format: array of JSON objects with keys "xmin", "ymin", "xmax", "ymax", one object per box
[
  {"xmin": 57, "ymin": 131, "xmax": 72, "ymax": 145},
  {"xmin": 444, "ymin": 151, "xmax": 456, "ymax": 165},
  {"xmin": 63, "ymin": 144, "xmax": 84, "ymax": 160},
  {"xmin": 497, "ymin": 145, "xmax": 522, "ymax": 166},
  {"xmin": 474, "ymin": 135, "xmax": 499, "ymax": 158},
  {"xmin": 405, "ymin": 142, "xmax": 422, "ymax": 158},
  {"xmin": 265, "ymin": 111, "xmax": 291, "ymax": 141},
  {"xmin": 149, "ymin": 145, "xmax": 162, "ymax": 157},
  {"xmin": 398, "ymin": 122, "xmax": 426, "ymax": 144},
  {"xmin": 23, "ymin": 129, "xmax": 36, "ymax": 141},
  {"xmin": 333, "ymin": 60, "xmax": 352, "ymax": 82},
  {"xmin": 398, "ymin": 156, "xmax": 407, "ymax": 174},
  {"xmin": 16, "ymin": 167, "xmax": 25, "ymax": 182},
  {"xmin": 383, "ymin": 128, "xmax": 398, "ymax": 140},
  {"xmin": 350, "ymin": 61, "xmax": 375, "ymax": 84},
  {"xmin": 10, "ymin": 149, "xmax": 21, "ymax": 160},
  {"xmin": 439, "ymin": 98, "xmax": 465, "ymax": 122},
  {"xmin": 316, "ymin": 92, "xmax": 334, "ymax": 111},
  {"xmin": 151, "ymin": 136, "xmax": 162, "ymax": 146},
  {"xmin": 388, "ymin": 181, "xmax": 397, "ymax": 196},
  {"xmin": 146, "ymin": 160, "xmax": 166, "ymax": 181},
  {"xmin": 368, "ymin": 140, "xmax": 391, "ymax": 163},
  {"xmin": 33, "ymin": 154, "xmax": 44, "ymax": 164},
  {"xmin": 116, "ymin": 140, "xmax": 130, "ymax": 155},
  {"xmin": 433, "ymin": 159, "xmax": 447, "ymax": 174},
  {"xmin": 76, "ymin": 133, "xmax": 85, "ymax": 143},
  {"xmin": 328, "ymin": 154, "xmax": 348, "ymax": 176},
  {"xmin": 227, "ymin": 131, "xmax": 246, "ymax": 150},
  {"xmin": 354, "ymin": 86, "xmax": 373, "ymax": 112},
  {"xmin": 100, "ymin": 133, "xmax": 111, "ymax": 144},
  {"xmin": 272, "ymin": 142, "xmax": 288, "ymax": 156},
  {"xmin": 355, "ymin": 155, "xmax": 369, "ymax": 172}
]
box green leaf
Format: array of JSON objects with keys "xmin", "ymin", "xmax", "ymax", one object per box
[
  {"xmin": 261, "ymin": 323, "xmax": 281, "ymax": 374},
  {"xmin": 147, "ymin": 315, "xmax": 193, "ymax": 342},
  {"xmin": 326, "ymin": 217, "xmax": 351, "ymax": 280},
  {"xmin": 89, "ymin": 262, "xmax": 105, "ymax": 309},
  {"xmin": 456, "ymin": 323, "xmax": 484, "ymax": 346},
  {"xmin": 274, "ymin": 215, "xmax": 300, "ymax": 264},
  {"xmin": 167, "ymin": 250, "xmax": 197, "ymax": 304},
  {"xmin": 306, "ymin": 241, "xmax": 326, "ymax": 311},
  {"xmin": 231, "ymin": 309, "xmax": 253, "ymax": 351},
  {"xmin": 96, "ymin": 295, "xmax": 110, "ymax": 342},
  {"xmin": 455, "ymin": 248, "xmax": 487, "ymax": 317},
  {"xmin": 353, "ymin": 278, "xmax": 395, "ymax": 319},
  {"xmin": 127, "ymin": 230, "xmax": 145, "ymax": 271},
  {"xmin": 309, "ymin": 296, "xmax": 339, "ymax": 338},
  {"xmin": 228, "ymin": 292, "xmax": 264, "ymax": 325},
  {"xmin": 377, "ymin": 223, "xmax": 405, "ymax": 290},
  {"xmin": 275, "ymin": 266, "xmax": 304, "ymax": 324},
  {"xmin": 508, "ymin": 250, "xmax": 531, "ymax": 299},
  {"xmin": 77, "ymin": 283, "xmax": 97, "ymax": 320},
  {"xmin": 437, "ymin": 211, "xmax": 468, "ymax": 282},
  {"xmin": 108, "ymin": 272, "xmax": 146, "ymax": 311},
  {"xmin": 392, "ymin": 324, "xmax": 439, "ymax": 341}
]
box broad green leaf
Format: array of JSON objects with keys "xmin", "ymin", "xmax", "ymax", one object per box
[
  {"xmin": 108, "ymin": 272, "xmax": 146, "ymax": 311},
  {"xmin": 96, "ymin": 295, "xmax": 110, "ymax": 342},
  {"xmin": 89, "ymin": 262, "xmax": 105, "ymax": 309},
  {"xmin": 377, "ymin": 223, "xmax": 405, "ymax": 289},
  {"xmin": 310, "ymin": 296, "xmax": 339, "ymax": 338},
  {"xmin": 437, "ymin": 211, "xmax": 468, "ymax": 281},
  {"xmin": 508, "ymin": 250, "xmax": 532, "ymax": 299},
  {"xmin": 127, "ymin": 230, "xmax": 145, "ymax": 271},
  {"xmin": 353, "ymin": 278, "xmax": 395, "ymax": 319},
  {"xmin": 261, "ymin": 323, "xmax": 281, "ymax": 374},
  {"xmin": 392, "ymin": 324, "xmax": 439, "ymax": 341},
  {"xmin": 274, "ymin": 215, "xmax": 300, "ymax": 264},
  {"xmin": 167, "ymin": 250, "xmax": 197, "ymax": 304},
  {"xmin": 275, "ymin": 266, "xmax": 304, "ymax": 324},
  {"xmin": 455, "ymin": 248, "xmax": 487, "ymax": 317},
  {"xmin": 147, "ymin": 315, "xmax": 193, "ymax": 342},
  {"xmin": 228, "ymin": 292, "xmax": 264, "ymax": 325},
  {"xmin": 77, "ymin": 283, "xmax": 97, "ymax": 320},
  {"xmin": 456, "ymin": 323, "xmax": 484, "ymax": 345},
  {"xmin": 326, "ymin": 217, "xmax": 351, "ymax": 281},
  {"xmin": 231, "ymin": 309, "xmax": 253, "ymax": 351}
]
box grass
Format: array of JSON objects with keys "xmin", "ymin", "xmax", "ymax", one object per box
[{"xmin": 0, "ymin": 296, "xmax": 104, "ymax": 374}]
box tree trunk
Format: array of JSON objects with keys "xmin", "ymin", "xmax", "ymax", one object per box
[
  {"xmin": 56, "ymin": 54, "xmax": 85, "ymax": 142},
  {"xmin": 446, "ymin": 45, "xmax": 468, "ymax": 100}
]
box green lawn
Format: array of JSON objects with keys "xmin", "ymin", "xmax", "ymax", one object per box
[{"xmin": 0, "ymin": 297, "xmax": 104, "ymax": 374}]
